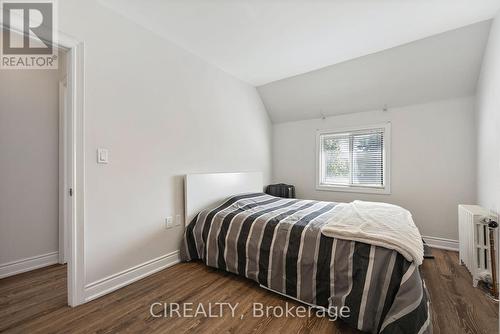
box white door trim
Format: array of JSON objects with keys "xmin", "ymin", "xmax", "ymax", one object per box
[
  {"xmin": 63, "ymin": 36, "xmax": 86, "ymax": 307},
  {"xmin": 58, "ymin": 78, "xmax": 68, "ymax": 265}
]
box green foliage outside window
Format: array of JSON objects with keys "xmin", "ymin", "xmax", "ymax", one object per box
[{"xmin": 323, "ymin": 138, "xmax": 349, "ymax": 178}]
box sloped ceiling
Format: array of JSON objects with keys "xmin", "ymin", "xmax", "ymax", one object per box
[
  {"xmin": 99, "ymin": 0, "xmax": 500, "ymax": 85},
  {"xmin": 258, "ymin": 21, "xmax": 492, "ymax": 123}
]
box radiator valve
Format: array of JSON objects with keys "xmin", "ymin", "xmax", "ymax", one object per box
[{"xmin": 488, "ymin": 220, "xmax": 498, "ymax": 229}]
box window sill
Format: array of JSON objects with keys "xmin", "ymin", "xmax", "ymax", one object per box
[{"xmin": 316, "ymin": 184, "xmax": 391, "ymax": 195}]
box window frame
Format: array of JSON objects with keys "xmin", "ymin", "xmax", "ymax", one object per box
[{"xmin": 315, "ymin": 122, "xmax": 391, "ymax": 194}]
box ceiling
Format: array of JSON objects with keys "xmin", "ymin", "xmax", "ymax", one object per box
[
  {"xmin": 100, "ymin": 0, "xmax": 499, "ymax": 86},
  {"xmin": 258, "ymin": 21, "xmax": 491, "ymax": 123}
]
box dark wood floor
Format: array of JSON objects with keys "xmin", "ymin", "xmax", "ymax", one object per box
[{"xmin": 0, "ymin": 249, "xmax": 498, "ymax": 334}]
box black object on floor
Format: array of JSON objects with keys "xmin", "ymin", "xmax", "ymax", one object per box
[
  {"xmin": 265, "ymin": 183, "xmax": 296, "ymax": 198},
  {"xmin": 423, "ymin": 239, "xmax": 435, "ymax": 259}
]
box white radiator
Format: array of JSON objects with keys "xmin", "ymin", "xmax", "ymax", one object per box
[{"xmin": 458, "ymin": 205, "xmax": 495, "ymax": 287}]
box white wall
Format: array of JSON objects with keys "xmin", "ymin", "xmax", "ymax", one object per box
[
  {"xmin": 58, "ymin": 1, "xmax": 272, "ymax": 285},
  {"xmin": 0, "ymin": 69, "xmax": 60, "ymax": 266},
  {"xmin": 273, "ymin": 97, "xmax": 476, "ymax": 241},
  {"xmin": 476, "ymin": 11, "xmax": 500, "ymax": 215}
]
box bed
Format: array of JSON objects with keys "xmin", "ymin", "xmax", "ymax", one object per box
[{"xmin": 180, "ymin": 172, "xmax": 431, "ymax": 334}]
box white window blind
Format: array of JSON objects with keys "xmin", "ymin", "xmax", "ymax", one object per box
[{"xmin": 317, "ymin": 124, "xmax": 389, "ymax": 193}]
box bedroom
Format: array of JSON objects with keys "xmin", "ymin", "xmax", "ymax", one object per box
[{"xmin": 0, "ymin": 1, "xmax": 499, "ymax": 333}]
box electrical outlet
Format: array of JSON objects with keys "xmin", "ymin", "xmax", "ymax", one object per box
[
  {"xmin": 166, "ymin": 217, "xmax": 173, "ymax": 229},
  {"xmin": 175, "ymin": 214, "xmax": 182, "ymax": 226}
]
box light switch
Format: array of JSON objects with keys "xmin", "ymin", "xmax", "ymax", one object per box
[
  {"xmin": 97, "ymin": 148, "xmax": 109, "ymax": 164},
  {"xmin": 166, "ymin": 217, "xmax": 173, "ymax": 229}
]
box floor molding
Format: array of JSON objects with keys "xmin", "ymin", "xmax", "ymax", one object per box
[
  {"xmin": 423, "ymin": 235, "xmax": 459, "ymax": 251},
  {"xmin": 84, "ymin": 250, "xmax": 180, "ymax": 302},
  {"xmin": 0, "ymin": 252, "xmax": 59, "ymax": 279}
]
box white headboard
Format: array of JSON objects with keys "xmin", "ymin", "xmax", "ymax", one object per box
[{"xmin": 184, "ymin": 172, "xmax": 263, "ymax": 226}]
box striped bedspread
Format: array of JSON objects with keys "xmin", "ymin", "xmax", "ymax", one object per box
[{"xmin": 180, "ymin": 193, "xmax": 431, "ymax": 334}]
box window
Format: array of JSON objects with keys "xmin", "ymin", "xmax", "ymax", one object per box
[{"xmin": 316, "ymin": 123, "xmax": 390, "ymax": 194}]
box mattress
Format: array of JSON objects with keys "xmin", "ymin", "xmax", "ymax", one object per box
[{"xmin": 180, "ymin": 193, "xmax": 431, "ymax": 334}]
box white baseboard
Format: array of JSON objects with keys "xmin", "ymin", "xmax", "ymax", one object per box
[
  {"xmin": 423, "ymin": 235, "xmax": 459, "ymax": 251},
  {"xmin": 84, "ymin": 250, "xmax": 180, "ymax": 302},
  {"xmin": 0, "ymin": 251, "xmax": 59, "ymax": 279}
]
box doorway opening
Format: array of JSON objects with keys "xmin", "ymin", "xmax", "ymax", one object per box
[{"xmin": 0, "ymin": 29, "xmax": 85, "ymax": 307}]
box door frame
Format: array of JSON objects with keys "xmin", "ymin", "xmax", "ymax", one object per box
[
  {"xmin": 59, "ymin": 34, "xmax": 86, "ymax": 307},
  {"xmin": 58, "ymin": 77, "xmax": 68, "ymax": 264},
  {"xmin": 3, "ymin": 24, "xmax": 86, "ymax": 306}
]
